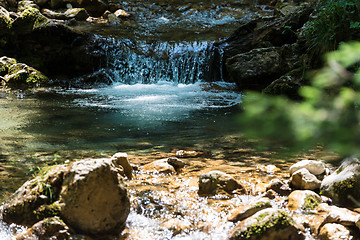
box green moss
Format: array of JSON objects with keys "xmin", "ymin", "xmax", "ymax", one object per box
[
  {"xmin": 303, "ymin": 196, "xmax": 319, "ymax": 211},
  {"xmin": 33, "ymin": 202, "xmax": 61, "ymax": 220},
  {"xmin": 236, "ymin": 210, "xmax": 292, "ymax": 239},
  {"xmin": 332, "ymin": 178, "xmax": 355, "ymax": 195}
]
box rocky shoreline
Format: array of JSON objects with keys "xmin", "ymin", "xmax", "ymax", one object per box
[{"xmin": 2, "ymin": 150, "xmax": 360, "ymax": 239}]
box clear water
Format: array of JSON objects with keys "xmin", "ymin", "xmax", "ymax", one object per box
[{"xmin": 0, "ymin": 0, "xmax": 282, "ymax": 239}]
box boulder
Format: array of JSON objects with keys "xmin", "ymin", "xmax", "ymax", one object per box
[
  {"xmin": 13, "ymin": 217, "xmax": 71, "ymax": 240},
  {"xmin": 290, "ymin": 168, "xmax": 321, "ymax": 190},
  {"xmin": 167, "ymin": 157, "xmax": 185, "ymax": 171},
  {"xmin": 320, "ymin": 156, "xmax": 360, "ymax": 207},
  {"xmin": 12, "ymin": 6, "xmax": 49, "ymax": 35},
  {"xmin": 1, "ymin": 165, "xmax": 68, "ymax": 226},
  {"xmin": 228, "ymin": 208, "xmax": 305, "ymax": 240},
  {"xmin": 287, "ymin": 190, "xmax": 321, "ymax": 211},
  {"xmin": 225, "ymin": 44, "xmax": 300, "ymax": 90},
  {"xmin": 5, "ymin": 21, "xmax": 106, "ymax": 80},
  {"xmin": 3, "ymin": 62, "xmax": 48, "ymax": 88},
  {"xmin": 289, "ymin": 160, "xmax": 326, "ymax": 176},
  {"xmin": 228, "ymin": 198, "xmax": 272, "ymax": 223},
  {"xmin": 110, "ymin": 152, "xmax": 133, "ymax": 179},
  {"xmin": 318, "ymin": 223, "xmax": 352, "ymax": 240},
  {"xmin": 59, "ymin": 158, "xmax": 130, "ymax": 236},
  {"xmin": 198, "ymin": 170, "xmax": 246, "ymax": 196}
]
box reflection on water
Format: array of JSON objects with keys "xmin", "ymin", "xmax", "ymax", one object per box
[{"xmin": 0, "ymin": 82, "xmax": 241, "ymax": 200}]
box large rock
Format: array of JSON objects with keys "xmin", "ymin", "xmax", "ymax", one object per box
[
  {"xmin": 320, "ymin": 157, "xmax": 360, "ymax": 207},
  {"xmin": 228, "ymin": 208, "xmax": 305, "ymax": 240},
  {"xmin": 198, "ymin": 170, "xmax": 246, "ymax": 196},
  {"xmin": 287, "ymin": 190, "xmax": 321, "ymax": 211},
  {"xmin": 3, "ymin": 62, "xmax": 48, "ymax": 88},
  {"xmin": 3, "ymin": 21, "xmax": 106, "ymax": 80},
  {"xmin": 13, "ymin": 217, "xmax": 71, "ymax": 240},
  {"xmin": 225, "ymin": 44, "xmax": 300, "ymax": 90},
  {"xmin": 54, "ymin": 0, "xmax": 107, "ymax": 17},
  {"xmin": 289, "ymin": 160, "xmax": 326, "ymax": 176},
  {"xmin": 290, "ymin": 168, "xmax": 321, "ymax": 190},
  {"xmin": 59, "ymin": 158, "xmax": 130, "ymax": 236},
  {"xmin": 12, "ymin": 6, "xmax": 49, "ymax": 35}
]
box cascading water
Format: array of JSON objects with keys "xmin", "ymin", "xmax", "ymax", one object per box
[{"xmin": 105, "ymin": 40, "xmax": 213, "ymax": 84}]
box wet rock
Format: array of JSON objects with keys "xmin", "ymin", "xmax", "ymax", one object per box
[
  {"xmin": 1, "ymin": 165, "xmax": 68, "ymax": 226},
  {"xmin": 226, "ymin": 44, "xmax": 300, "ymax": 90},
  {"xmin": 42, "ymin": 8, "xmax": 88, "ymax": 21},
  {"xmin": 62, "ymin": 0, "xmax": 107, "ymax": 17},
  {"xmin": 3, "ymin": 62, "xmax": 48, "ymax": 89},
  {"xmin": 110, "ymin": 152, "xmax": 133, "ymax": 179},
  {"xmin": 141, "ymin": 159, "xmax": 176, "ymax": 174},
  {"xmin": 289, "ymin": 160, "xmax": 326, "ymax": 176},
  {"xmin": 228, "ymin": 198, "xmax": 272, "ymax": 223},
  {"xmin": 13, "ymin": 216, "xmax": 71, "ymax": 240},
  {"xmin": 7, "ymin": 21, "xmax": 106, "ymax": 80},
  {"xmin": 266, "ymin": 179, "xmax": 291, "ymax": 196},
  {"xmin": 318, "ymin": 223, "xmax": 352, "ymax": 240},
  {"xmin": 198, "ymin": 170, "xmax": 246, "ymax": 196},
  {"xmin": 320, "ymin": 156, "xmax": 360, "ymax": 207},
  {"xmin": 114, "ymin": 9, "xmax": 131, "ymax": 20},
  {"xmin": 228, "ymin": 208, "xmax": 305, "ymax": 240},
  {"xmin": 59, "ymin": 158, "xmax": 130, "ymax": 236},
  {"xmin": 287, "ymin": 190, "xmax": 321, "ymax": 211},
  {"xmin": 262, "ymin": 68, "xmax": 303, "ymax": 97},
  {"xmin": 290, "ymin": 168, "xmax": 321, "ymax": 190},
  {"xmin": 12, "ymin": 6, "xmax": 49, "ymax": 35}
]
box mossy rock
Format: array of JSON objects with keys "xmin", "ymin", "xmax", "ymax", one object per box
[
  {"xmin": 1, "ymin": 165, "xmax": 68, "ymax": 226},
  {"xmin": 229, "ymin": 208, "xmax": 305, "ymax": 240},
  {"xmin": 0, "ymin": 6, "xmax": 12, "ymax": 40},
  {"xmin": 4, "ymin": 62, "xmax": 48, "ymax": 88},
  {"xmin": 321, "ymin": 157, "xmax": 360, "ymax": 207},
  {"xmin": 0, "ymin": 56, "xmax": 17, "ymax": 76},
  {"xmin": 12, "ymin": 6, "xmax": 49, "ymax": 35}
]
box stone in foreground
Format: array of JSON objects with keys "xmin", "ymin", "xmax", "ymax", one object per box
[
  {"xmin": 321, "ymin": 156, "xmax": 360, "ymax": 207},
  {"xmin": 228, "ymin": 208, "xmax": 305, "ymax": 240},
  {"xmin": 59, "ymin": 158, "xmax": 130, "ymax": 236},
  {"xmin": 198, "ymin": 170, "xmax": 246, "ymax": 196}
]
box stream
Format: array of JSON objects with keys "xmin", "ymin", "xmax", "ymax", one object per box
[{"xmin": 0, "ymin": 1, "xmax": 311, "ymax": 239}]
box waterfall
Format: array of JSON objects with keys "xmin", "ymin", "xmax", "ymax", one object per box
[{"xmin": 103, "ymin": 39, "xmax": 215, "ymax": 84}]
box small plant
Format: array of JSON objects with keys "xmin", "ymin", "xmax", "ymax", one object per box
[{"xmin": 30, "ymin": 167, "xmax": 53, "ymax": 202}]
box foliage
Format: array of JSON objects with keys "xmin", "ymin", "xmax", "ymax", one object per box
[
  {"xmin": 304, "ymin": 0, "xmax": 360, "ymax": 56},
  {"xmin": 238, "ymin": 41, "xmax": 360, "ymax": 157}
]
